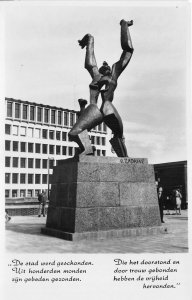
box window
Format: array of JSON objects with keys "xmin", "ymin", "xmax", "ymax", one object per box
[
  {"xmin": 62, "ymin": 146, "xmax": 67, "ymax": 155},
  {"xmin": 27, "ymin": 190, "xmax": 33, "ymax": 197},
  {"xmin": 49, "ymin": 145, "xmax": 54, "ymax": 155},
  {"xmin": 42, "ymin": 144, "xmax": 48, "ymax": 154},
  {"xmin": 7, "ymin": 102, "xmax": 12, "ymax": 117},
  {"xmin": 30, "ymin": 106, "xmax": 35, "ymax": 121},
  {"xmin": 103, "ymin": 123, "xmax": 107, "ymax": 132},
  {"xmin": 51, "ymin": 110, "xmax": 56, "ymax": 124},
  {"xmin": 5, "ymin": 140, "xmax": 11, "ymax": 151},
  {"xmin": 35, "ymin": 159, "xmax": 41, "ymax": 168},
  {"xmin": 43, "ymin": 159, "xmax": 48, "ymax": 169},
  {"xmin": 28, "ymin": 127, "xmax": 33, "ymax": 137},
  {"xmin": 49, "ymin": 159, "xmax": 54, "ymax": 169},
  {"xmin": 28, "ymin": 158, "xmax": 33, "ymax": 168},
  {"xmin": 102, "ymin": 137, "xmax": 106, "ymax": 146},
  {"xmin": 15, "ymin": 103, "xmax": 21, "ymax": 118},
  {"xmin": 74, "ymin": 147, "xmax": 78, "ymax": 155},
  {"xmin": 20, "ymin": 190, "xmax": 26, "ymax": 197},
  {"xmin": 20, "ymin": 158, "xmax": 26, "ymax": 168},
  {"xmin": 20, "ymin": 126, "xmax": 26, "ymax": 136},
  {"xmin": 12, "ymin": 173, "xmax": 18, "ymax": 184},
  {"xmin": 12, "ymin": 190, "xmax": 18, "ymax": 197},
  {"xmin": 62, "ymin": 132, "xmax": 67, "ymax": 141},
  {"xmin": 56, "ymin": 145, "xmax": 61, "ymax": 155},
  {"xmin": 35, "ymin": 174, "xmax": 41, "ymax": 184},
  {"xmin": 34, "ymin": 129, "xmax": 41, "ymax": 138},
  {"xmin": 91, "ymin": 136, "xmax": 95, "ymax": 144},
  {"xmin": 97, "ymin": 149, "xmax": 101, "ymax": 156},
  {"xmin": 5, "ymin": 157, "xmax": 11, "ymax": 167},
  {"xmin": 64, "ymin": 111, "xmax": 69, "ymax": 126},
  {"xmin": 23, "ymin": 104, "xmax": 28, "ymax": 119},
  {"xmin": 28, "ymin": 174, "xmax": 33, "ymax": 184},
  {"xmin": 35, "ymin": 190, "xmax": 41, "ymax": 197},
  {"xmin": 102, "ymin": 150, "xmax": 106, "ymax": 156},
  {"xmin": 49, "ymin": 130, "xmax": 54, "ymax": 140},
  {"xmin": 42, "ymin": 174, "xmax": 48, "ymax": 184},
  {"xmin": 56, "ymin": 131, "xmax": 61, "ymax": 140},
  {"xmin": 58, "ymin": 111, "xmax": 62, "ymax": 125},
  {"xmin": 35, "ymin": 143, "xmax": 41, "ymax": 153},
  {"xmin": 28, "ymin": 143, "xmax": 34, "ymax": 153},
  {"xmin": 5, "ymin": 190, "xmax": 10, "ymax": 198},
  {"xmin": 13, "ymin": 141, "xmax": 19, "ymax": 151},
  {"xmin": 44, "ymin": 109, "xmax": 49, "ymax": 123},
  {"xmin": 13, "ymin": 157, "xmax": 19, "ymax": 168},
  {"xmin": 20, "ymin": 142, "xmax": 26, "ymax": 152},
  {"xmin": 37, "ymin": 107, "xmax": 42, "ymax": 122},
  {"xmin": 42, "ymin": 129, "xmax": 48, "ymax": 139},
  {"xmin": 5, "ymin": 124, "xmax": 11, "ymax": 135},
  {"xmin": 70, "ymin": 113, "xmax": 75, "ymax": 127},
  {"xmin": 20, "ymin": 173, "xmax": 26, "ymax": 184},
  {"xmin": 98, "ymin": 124, "xmax": 102, "ymax": 131},
  {"xmin": 5, "ymin": 173, "xmax": 10, "ymax": 184},
  {"xmin": 12, "ymin": 125, "xmax": 18, "ymax": 136},
  {"xmin": 68, "ymin": 147, "xmax": 73, "ymax": 156},
  {"xmin": 96, "ymin": 137, "xmax": 100, "ymax": 145}
]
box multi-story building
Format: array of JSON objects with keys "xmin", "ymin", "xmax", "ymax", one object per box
[{"xmin": 5, "ymin": 97, "xmax": 110, "ymax": 199}]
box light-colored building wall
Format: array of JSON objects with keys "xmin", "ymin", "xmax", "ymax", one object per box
[{"xmin": 5, "ymin": 98, "xmax": 111, "ymax": 198}]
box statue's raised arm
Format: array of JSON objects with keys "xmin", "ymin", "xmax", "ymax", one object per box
[
  {"xmin": 112, "ymin": 19, "xmax": 134, "ymax": 80},
  {"xmin": 78, "ymin": 34, "xmax": 100, "ymax": 79}
]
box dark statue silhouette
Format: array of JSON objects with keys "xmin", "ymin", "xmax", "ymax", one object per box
[{"xmin": 69, "ymin": 20, "xmax": 134, "ymax": 157}]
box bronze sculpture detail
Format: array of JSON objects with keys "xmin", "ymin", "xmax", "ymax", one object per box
[{"xmin": 69, "ymin": 20, "xmax": 134, "ymax": 157}]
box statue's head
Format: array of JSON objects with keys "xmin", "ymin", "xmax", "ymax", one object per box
[{"xmin": 99, "ymin": 61, "xmax": 112, "ymax": 76}]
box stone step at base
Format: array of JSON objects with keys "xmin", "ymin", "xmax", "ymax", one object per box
[{"xmin": 41, "ymin": 225, "xmax": 167, "ymax": 241}]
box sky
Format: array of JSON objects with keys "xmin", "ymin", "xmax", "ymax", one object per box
[{"xmin": 3, "ymin": 1, "xmax": 189, "ymax": 163}]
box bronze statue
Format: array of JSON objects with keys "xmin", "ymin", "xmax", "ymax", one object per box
[{"xmin": 69, "ymin": 19, "xmax": 134, "ymax": 157}]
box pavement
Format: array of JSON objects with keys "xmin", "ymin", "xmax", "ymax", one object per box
[{"xmin": 5, "ymin": 210, "xmax": 188, "ymax": 253}]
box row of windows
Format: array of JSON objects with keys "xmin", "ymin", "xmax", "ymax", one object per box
[
  {"xmin": 5, "ymin": 124, "xmax": 69, "ymax": 140},
  {"xmin": 5, "ymin": 125, "xmax": 107, "ymax": 145},
  {"xmin": 6, "ymin": 101, "xmax": 77, "ymax": 127},
  {"xmin": 5, "ymin": 157, "xmax": 56, "ymax": 168},
  {"xmin": 5, "ymin": 137, "xmax": 106, "ymax": 154},
  {"xmin": 5, "ymin": 141, "xmax": 77, "ymax": 156},
  {"xmin": 5, "ymin": 173, "xmax": 48, "ymax": 184},
  {"xmin": 5, "ymin": 189, "xmax": 46, "ymax": 198},
  {"xmin": 5, "ymin": 149, "xmax": 107, "ymax": 169}
]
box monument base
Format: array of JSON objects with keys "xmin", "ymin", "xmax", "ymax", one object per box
[
  {"xmin": 41, "ymin": 225, "xmax": 167, "ymax": 241},
  {"xmin": 43, "ymin": 156, "xmax": 165, "ymax": 241}
]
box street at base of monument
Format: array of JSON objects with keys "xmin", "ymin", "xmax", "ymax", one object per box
[{"xmin": 5, "ymin": 210, "xmax": 188, "ymax": 253}]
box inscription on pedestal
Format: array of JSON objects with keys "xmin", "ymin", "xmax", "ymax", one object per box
[{"xmin": 120, "ymin": 158, "xmax": 145, "ymax": 164}]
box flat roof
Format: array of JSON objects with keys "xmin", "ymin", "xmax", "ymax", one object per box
[
  {"xmin": 154, "ymin": 160, "xmax": 187, "ymax": 168},
  {"xmin": 5, "ymin": 97, "xmax": 78, "ymax": 113}
]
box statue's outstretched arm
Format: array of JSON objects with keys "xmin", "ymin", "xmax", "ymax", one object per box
[
  {"xmin": 78, "ymin": 34, "xmax": 100, "ymax": 79},
  {"xmin": 112, "ymin": 20, "xmax": 134, "ymax": 80}
]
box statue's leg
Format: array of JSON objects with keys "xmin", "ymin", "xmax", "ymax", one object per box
[
  {"xmin": 71, "ymin": 130, "xmax": 95, "ymax": 156},
  {"xmin": 102, "ymin": 100, "xmax": 128, "ymax": 157},
  {"xmin": 120, "ymin": 19, "xmax": 134, "ymax": 52},
  {"xmin": 69, "ymin": 103, "xmax": 104, "ymax": 156}
]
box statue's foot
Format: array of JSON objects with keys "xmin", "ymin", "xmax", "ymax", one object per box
[
  {"xmin": 120, "ymin": 19, "xmax": 133, "ymax": 27},
  {"xmin": 79, "ymin": 146, "xmax": 95, "ymax": 157},
  {"xmin": 78, "ymin": 34, "xmax": 90, "ymax": 48}
]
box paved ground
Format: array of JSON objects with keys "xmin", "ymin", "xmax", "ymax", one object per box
[{"xmin": 5, "ymin": 210, "xmax": 188, "ymax": 253}]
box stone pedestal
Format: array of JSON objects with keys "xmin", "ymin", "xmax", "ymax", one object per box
[{"xmin": 42, "ymin": 156, "xmax": 164, "ymax": 241}]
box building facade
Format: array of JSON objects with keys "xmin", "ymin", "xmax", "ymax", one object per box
[{"xmin": 5, "ymin": 97, "xmax": 110, "ymax": 199}]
